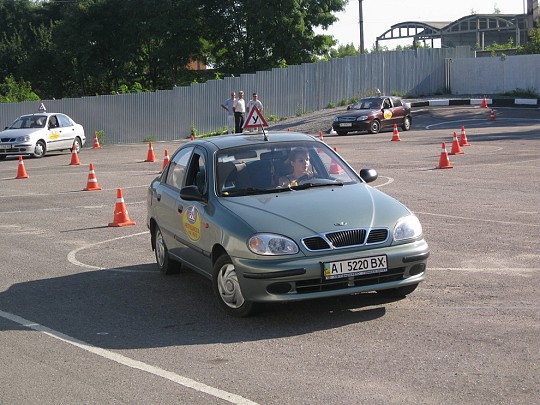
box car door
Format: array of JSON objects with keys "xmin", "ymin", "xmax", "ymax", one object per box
[
  {"xmin": 175, "ymin": 148, "xmax": 217, "ymax": 277},
  {"xmin": 153, "ymin": 146, "xmax": 194, "ymax": 261},
  {"xmin": 57, "ymin": 114, "xmax": 78, "ymax": 149},
  {"xmin": 389, "ymin": 97, "xmax": 406, "ymax": 127},
  {"xmin": 380, "ymin": 97, "xmax": 396, "ymax": 129},
  {"xmin": 46, "ymin": 115, "xmax": 64, "ymax": 151}
]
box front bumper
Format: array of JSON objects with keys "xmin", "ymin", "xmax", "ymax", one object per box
[
  {"xmin": 232, "ymin": 239, "xmax": 429, "ymax": 302},
  {"xmin": 0, "ymin": 144, "xmax": 34, "ymax": 155}
]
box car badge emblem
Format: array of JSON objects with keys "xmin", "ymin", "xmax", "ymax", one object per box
[{"xmin": 334, "ymin": 221, "xmax": 347, "ymax": 226}]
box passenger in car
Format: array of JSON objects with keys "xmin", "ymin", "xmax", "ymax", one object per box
[{"xmin": 279, "ymin": 148, "xmax": 313, "ymax": 187}]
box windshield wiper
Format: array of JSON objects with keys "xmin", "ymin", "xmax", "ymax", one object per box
[
  {"xmin": 223, "ymin": 187, "xmax": 272, "ymax": 196},
  {"xmin": 290, "ymin": 181, "xmax": 344, "ymax": 190}
]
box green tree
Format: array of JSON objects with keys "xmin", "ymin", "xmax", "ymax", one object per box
[
  {"xmin": 0, "ymin": 75, "xmax": 40, "ymax": 102},
  {"xmin": 518, "ymin": 22, "xmax": 540, "ymax": 54},
  {"xmin": 327, "ymin": 43, "xmax": 360, "ymax": 59}
]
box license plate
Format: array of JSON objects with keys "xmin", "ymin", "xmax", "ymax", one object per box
[
  {"xmin": 339, "ymin": 123, "xmax": 352, "ymax": 127},
  {"xmin": 0, "ymin": 144, "xmax": 12, "ymax": 149},
  {"xmin": 323, "ymin": 255, "xmax": 387, "ymax": 280}
]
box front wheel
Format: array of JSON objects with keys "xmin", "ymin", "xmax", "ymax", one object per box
[
  {"xmin": 402, "ymin": 116, "xmax": 411, "ymax": 131},
  {"xmin": 376, "ymin": 283, "xmax": 418, "ymax": 298},
  {"xmin": 73, "ymin": 137, "xmax": 82, "ymax": 153},
  {"xmin": 213, "ymin": 255, "xmax": 259, "ymax": 317},
  {"xmin": 32, "ymin": 140, "xmax": 46, "ymax": 158},
  {"xmin": 368, "ymin": 120, "xmax": 380, "ymax": 134}
]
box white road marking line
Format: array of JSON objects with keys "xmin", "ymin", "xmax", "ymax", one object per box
[
  {"xmin": 0, "ymin": 309, "xmax": 258, "ymax": 405},
  {"xmin": 373, "ymin": 176, "xmax": 394, "ymax": 188}
]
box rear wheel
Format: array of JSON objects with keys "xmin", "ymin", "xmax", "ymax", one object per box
[
  {"xmin": 32, "ymin": 140, "xmax": 46, "ymax": 158},
  {"xmin": 368, "ymin": 120, "xmax": 380, "ymax": 134},
  {"xmin": 376, "ymin": 283, "xmax": 418, "ymax": 298},
  {"xmin": 154, "ymin": 225, "xmax": 181, "ymax": 275},
  {"xmin": 213, "ymin": 255, "xmax": 259, "ymax": 317}
]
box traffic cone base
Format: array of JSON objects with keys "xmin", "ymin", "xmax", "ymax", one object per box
[
  {"xmin": 69, "ymin": 145, "xmax": 81, "ymax": 165},
  {"xmin": 145, "ymin": 141, "xmax": 157, "ymax": 162},
  {"xmin": 391, "ymin": 124, "xmax": 401, "ymax": 141},
  {"xmin": 108, "ymin": 189, "xmax": 136, "ymax": 227},
  {"xmin": 436, "ymin": 142, "xmax": 453, "ymax": 169},
  {"xmin": 449, "ymin": 132, "xmax": 464, "ymax": 155},
  {"xmin": 83, "ymin": 163, "xmax": 102, "ymax": 191},
  {"xmin": 489, "ymin": 109, "xmax": 496, "ymax": 121},
  {"xmin": 16, "ymin": 156, "xmax": 29, "ymax": 179}
]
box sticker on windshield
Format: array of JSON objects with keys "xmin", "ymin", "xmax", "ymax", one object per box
[
  {"xmin": 383, "ymin": 110, "xmax": 393, "ymax": 119},
  {"xmin": 183, "ymin": 206, "xmax": 201, "ymax": 241}
]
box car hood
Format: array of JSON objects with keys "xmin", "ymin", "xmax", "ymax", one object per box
[
  {"xmin": 218, "ymin": 184, "xmax": 412, "ymax": 237},
  {"xmin": 1, "ymin": 128, "xmax": 44, "ymax": 137}
]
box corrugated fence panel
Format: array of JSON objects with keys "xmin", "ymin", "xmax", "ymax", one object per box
[{"xmin": 1, "ymin": 48, "xmax": 477, "ymax": 145}]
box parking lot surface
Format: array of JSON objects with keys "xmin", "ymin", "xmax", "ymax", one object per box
[{"xmin": 0, "ymin": 105, "xmax": 539, "ymax": 404}]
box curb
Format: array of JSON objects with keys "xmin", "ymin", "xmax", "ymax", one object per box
[{"xmin": 410, "ymin": 98, "xmax": 540, "ymax": 108}]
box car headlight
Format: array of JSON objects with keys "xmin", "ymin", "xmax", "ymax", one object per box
[
  {"xmin": 356, "ymin": 116, "xmax": 369, "ymax": 121},
  {"xmin": 393, "ymin": 215, "xmax": 423, "ymax": 242},
  {"xmin": 16, "ymin": 135, "xmax": 31, "ymax": 142},
  {"xmin": 248, "ymin": 233, "xmax": 299, "ymax": 255}
]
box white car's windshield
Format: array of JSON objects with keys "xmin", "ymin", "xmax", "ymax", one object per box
[
  {"xmin": 216, "ymin": 141, "xmax": 360, "ymax": 196},
  {"xmin": 8, "ymin": 115, "xmax": 47, "ymax": 129}
]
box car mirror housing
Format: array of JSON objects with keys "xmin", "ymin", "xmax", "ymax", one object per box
[
  {"xmin": 347, "ymin": 105, "xmax": 351, "ymax": 111},
  {"xmin": 359, "ymin": 168, "xmax": 378, "ymax": 183},
  {"xmin": 180, "ymin": 185, "xmax": 206, "ymax": 202}
]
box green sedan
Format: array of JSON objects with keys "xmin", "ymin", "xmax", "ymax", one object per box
[{"xmin": 147, "ymin": 132, "xmax": 429, "ymax": 317}]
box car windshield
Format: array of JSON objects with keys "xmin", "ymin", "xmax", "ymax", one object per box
[
  {"xmin": 351, "ymin": 98, "xmax": 382, "ymax": 110},
  {"xmin": 215, "ymin": 141, "xmax": 360, "ymax": 197},
  {"xmin": 8, "ymin": 115, "xmax": 47, "ymax": 129}
]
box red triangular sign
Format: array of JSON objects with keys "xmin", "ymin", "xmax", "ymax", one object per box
[{"xmin": 243, "ymin": 106, "xmax": 268, "ymax": 129}]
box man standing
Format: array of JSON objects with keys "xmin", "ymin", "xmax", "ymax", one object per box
[
  {"xmin": 247, "ymin": 92, "xmax": 263, "ymax": 115},
  {"xmin": 221, "ymin": 92, "xmax": 236, "ymax": 134},
  {"xmin": 233, "ymin": 91, "xmax": 246, "ymax": 133}
]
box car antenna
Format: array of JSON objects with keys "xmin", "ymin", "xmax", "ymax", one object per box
[{"xmin": 261, "ymin": 124, "xmax": 268, "ymax": 141}]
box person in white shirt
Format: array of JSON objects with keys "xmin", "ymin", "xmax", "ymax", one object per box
[
  {"xmin": 221, "ymin": 92, "xmax": 236, "ymax": 134},
  {"xmin": 247, "ymin": 92, "xmax": 263, "ymax": 115},
  {"xmin": 233, "ymin": 91, "xmax": 246, "ymax": 133}
]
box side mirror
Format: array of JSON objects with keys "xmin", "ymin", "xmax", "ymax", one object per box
[
  {"xmin": 359, "ymin": 168, "xmax": 378, "ymax": 183},
  {"xmin": 347, "ymin": 105, "xmax": 351, "ymax": 110},
  {"xmin": 180, "ymin": 185, "xmax": 207, "ymax": 202}
]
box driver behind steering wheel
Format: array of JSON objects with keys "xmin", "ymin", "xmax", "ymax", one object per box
[{"xmin": 279, "ymin": 147, "xmax": 313, "ymax": 187}]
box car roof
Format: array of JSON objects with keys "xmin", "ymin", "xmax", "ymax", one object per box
[
  {"xmin": 196, "ymin": 132, "xmax": 318, "ymax": 150},
  {"xmin": 19, "ymin": 113, "xmax": 65, "ymax": 118}
]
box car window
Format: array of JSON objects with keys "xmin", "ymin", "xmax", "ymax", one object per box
[
  {"xmin": 185, "ymin": 153, "xmax": 207, "ymax": 195},
  {"xmin": 165, "ymin": 147, "xmax": 193, "ymax": 189},
  {"xmin": 392, "ymin": 98, "xmax": 402, "ymax": 107},
  {"xmin": 57, "ymin": 114, "xmax": 73, "ymax": 127},
  {"xmin": 216, "ymin": 142, "xmax": 359, "ymax": 196},
  {"xmin": 48, "ymin": 116, "xmax": 60, "ymax": 128}
]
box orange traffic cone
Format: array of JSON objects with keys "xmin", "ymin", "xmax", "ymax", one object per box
[
  {"xmin": 449, "ymin": 132, "xmax": 464, "ymax": 155},
  {"xmin": 489, "ymin": 109, "xmax": 496, "ymax": 121},
  {"xmin": 83, "ymin": 163, "xmax": 102, "ymax": 191},
  {"xmin": 16, "ymin": 155, "xmax": 29, "ymax": 179},
  {"xmin": 162, "ymin": 149, "xmax": 170, "ymax": 171},
  {"xmin": 108, "ymin": 188, "xmax": 136, "ymax": 227},
  {"xmin": 190, "ymin": 134, "xmax": 195, "ymax": 141},
  {"xmin": 391, "ymin": 124, "xmax": 401, "ymax": 141},
  {"xmin": 69, "ymin": 145, "xmax": 81, "ymax": 165},
  {"xmin": 459, "ymin": 126, "xmax": 471, "ymax": 146},
  {"xmin": 145, "ymin": 141, "xmax": 157, "ymax": 162},
  {"xmin": 319, "ymin": 131, "xmax": 324, "ymax": 141},
  {"xmin": 93, "ymin": 132, "xmax": 101, "ymax": 149},
  {"xmin": 481, "ymin": 95, "xmax": 488, "ymax": 108},
  {"xmin": 436, "ymin": 142, "xmax": 453, "ymax": 169},
  {"xmin": 330, "ymin": 147, "xmax": 344, "ymax": 174}
]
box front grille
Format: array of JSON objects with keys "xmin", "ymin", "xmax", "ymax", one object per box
[
  {"xmin": 1, "ymin": 138, "xmax": 16, "ymax": 142},
  {"xmin": 326, "ymin": 229, "xmax": 366, "ymax": 247},
  {"xmin": 337, "ymin": 117, "xmax": 356, "ymax": 122},
  {"xmin": 302, "ymin": 228, "xmax": 388, "ymax": 251},
  {"xmin": 295, "ymin": 267, "xmax": 406, "ymax": 293}
]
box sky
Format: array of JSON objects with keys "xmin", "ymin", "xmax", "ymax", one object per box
[{"xmin": 317, "ymin": 0, "xmax": 527, "ymax": 50}]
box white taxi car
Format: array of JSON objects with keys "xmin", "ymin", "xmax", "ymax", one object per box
[{"xmin": 0, "ymin": 112, "xmax": 86, "ymax": 159}]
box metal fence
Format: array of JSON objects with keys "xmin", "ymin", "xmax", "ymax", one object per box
[{"xmin": 1, "ymin": 47, "xmax": 474, "ymax": 145}]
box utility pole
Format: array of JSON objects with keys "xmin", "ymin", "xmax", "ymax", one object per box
[{"xmin": 359, "ymin": 0, "xmax": 364, "ymax": 54}]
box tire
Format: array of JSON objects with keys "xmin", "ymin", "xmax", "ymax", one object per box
[
  {"xmin": 32, "ymin": 140, "xmax": 46, "ymax": 158},
  {"xmin": 376, "ymin": 283, "xmax": 418, "ymax": 298},
  {"xmin": 213, "ymin": 255, "xmax": 259, "ymax": 317},
  {"xmin": 154, "ymin": 225, "xmax": 181, "ymax": 275},
  {"xmin": 336, "ymin": 131, "xmax": 348, "ymax": 136},
  {"xmin": 368, "ymin": 120, "xmax": 380, "ymax": 134},
  {"xmin": 402, "ymin": 116, "xmax": 411, "ymax": 131},
  {"xmin": 0, "ymin": 155, "xmax": 6, "ymax": 160},
  {"xmin": 73, "ymin": 137, "xmax": 82, "ymax": 153}
]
